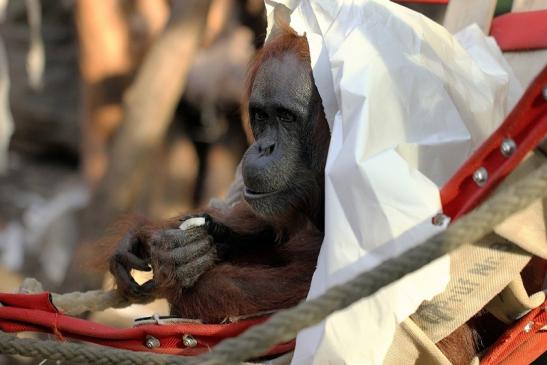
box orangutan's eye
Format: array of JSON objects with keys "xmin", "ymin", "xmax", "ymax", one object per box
[
  {"xmin": 253, "ymin": 109, "xmax": 267, "ymax": 122},
  {"xmin": 277, "ymin": 108, "xmax": 295, "ymax": 123}
]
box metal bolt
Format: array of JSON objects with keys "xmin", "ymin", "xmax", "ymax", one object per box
[
  {"xmin": 500, "ymin": 138, "xmax": 517, "ymax": 157},
  {"xmin": 523, "ymin": 321, "xmax": 534, "ymax": 333},
  {"xmin": 182, "ymin": 334, "xmax": 197, "ymax": 348},
  {"xmin": 472, "ymin": 167, "xmax": 488, "ymax": 187},
  {"xmin": 432, "ymin": 213, "xmax": 449, "ymax": 226},
  {"xmin": 145, "ymin": 335, "xmax": 160, "ymax": 349}
]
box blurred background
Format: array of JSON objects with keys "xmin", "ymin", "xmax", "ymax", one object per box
[
  {"xmin": 0, "ymin": 1, "xmax": 270, "ymax": 350},
  {"xmin": 0, "ymin": 0, "xmax": 266, "ymax": 295},
  {"xmin": 0, "ymin": 1, "xmax": 494, "ymax": 359}
]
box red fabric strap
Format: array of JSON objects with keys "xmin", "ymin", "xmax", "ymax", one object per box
[
  {"xmin": 0, "ymin": 293, "xmax": 294, "ymax": 356},
  {"xmin": 441, "ymin": 66, "xmax": 547, "ymax": 221},
  {"xmin": 490, "ymin": 10, "xmax": 547, "ymax": 52},
  {"xmin": 480, "ymin": 298, "xmax": 547, "ymax": 365}
]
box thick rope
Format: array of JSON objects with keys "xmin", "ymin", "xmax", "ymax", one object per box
[
  {"xmin": 51, "ymin": 289, "xmax": 154, "ymax": 315},
  {"xmin": 0, "ymin": 335, "xmax": 185, "ymax": 365},
  {"xmin": 0, "ymin": 332, "xmax": 294, "ymax": 365},
  {"xmin": 18, "ymin": 278, "xmax": 153, "ymax": 315},
  {"xmin": 52, "ymin": 290, "xmax": 134, "ymax": 315},
  {"xmin": 1, "ymin": 161, "xmax": 546, "ymax": 365}
]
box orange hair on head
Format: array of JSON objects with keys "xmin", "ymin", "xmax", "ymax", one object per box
[{"xmin": 241, "ymin": 23, "xmax": 311, "ymax": 142}]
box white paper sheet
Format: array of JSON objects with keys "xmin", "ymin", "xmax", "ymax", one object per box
[{"xmin": 263, "ymin": 1, "xmax": 521, "ymax": 364}]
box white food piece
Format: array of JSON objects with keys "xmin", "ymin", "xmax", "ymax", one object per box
[{"xmin": 178, "ymin": 217, "xmax": 206, "ymax": 231}]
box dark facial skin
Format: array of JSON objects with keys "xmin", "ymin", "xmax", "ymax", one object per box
[{"xmin": 242, "ymin": 51, "xmax": 329, "ymax": 226}]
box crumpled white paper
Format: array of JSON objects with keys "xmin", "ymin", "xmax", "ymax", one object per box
[{"xmin": 264, "ymin": 0, "xmax": 521, "ymax": 364}]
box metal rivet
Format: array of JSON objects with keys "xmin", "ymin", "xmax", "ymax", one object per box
[
  {"xmin": 500, "ymin": 138, "xmax": 517, "ymax": 157},
  {"xmin": 472, "ymin": 167, "xmax": 488, "ymax": 187},
  {"xmin": 432, "ymin": 213, "xmax": 449, "ymax": 226},
  {"xmin": 145, "ymin": 335, "xmax": 160, "ymax": 349},
  {"xmin": 523, "ymin": 321, "xmax": 534, "ymax": 333},
  {"xmin": 182, "ymin": 334, "xmax": 197, "ymax": 348}
]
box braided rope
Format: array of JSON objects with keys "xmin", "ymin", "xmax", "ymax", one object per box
[
  {"xmin": 51, "ymin": 289, "xmax": 153, "ymax": 315},
  {"xmin": 18, "ymin": 278, "xmax": 153, "ymax": 315},
  {"xmin": 0, "ymin": 334, "xmax": 184, "ymax": 365},
  {"xmin": 0, "ymin": 161, "xmax": 546, "ymax": 365}
]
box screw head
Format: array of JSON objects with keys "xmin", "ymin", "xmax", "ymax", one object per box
[
  {"xmin": 182, "ymin": 334, "xmax": 198, "ymax": 348},
  {"xmin": 145, "ymin": 335, "xmax": 160, "ymax": 349},
  {"xmin": 500, "ymin": 138, "xmax": 517, "ymax": 157},
  {"xmin": 524, "ymin": 321, "xmax": 534, "ymax": 333},
  {"xmin": 432, "ymin": 213, "xmax": 449, "ymax": 226},
  {"xmin": 473, "ymin": 167, "xmax": 488, "ymax": 187}
]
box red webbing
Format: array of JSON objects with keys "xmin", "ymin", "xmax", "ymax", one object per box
[
  {"xmin": 490, "ymin": 10, "xmax": 547, "ymax": 51},
  {"xmin": 440, "ymin": 66, "xmax": 547, "ymax": 220},
  {"xmin": 0, "ymin": 293, "xmax": 294, "ymax": 356},
  {"xmin": 480, "ymin": 298, "xmax": 547, "ymax": 365}
]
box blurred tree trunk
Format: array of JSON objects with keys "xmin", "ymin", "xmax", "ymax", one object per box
[
  {"xmin": 76, "ymin": 0, "xmax": 168, "ymax": 187},
  {"xmin": 86, "ymin": 0, "xmax": 212, "ymax": 232},
  {"xmin": 75, "ymin": 0, "xmax": 133, "ymax": 187},
  {"xmin": 65, "ymin": 0, "xmax": 212, "ymax": 292}
]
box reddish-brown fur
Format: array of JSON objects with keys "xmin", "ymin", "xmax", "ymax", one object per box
[
  {"xmin": 167, "ymin": 31, "xmax": 326, "ymax": 322},
  {"xmin": 103, "ymin": 30, "xmax": 326, "ymax": 324},
  {"xmin": 170, "ymin": 202, "xmax": 323, "ymax": 321}
]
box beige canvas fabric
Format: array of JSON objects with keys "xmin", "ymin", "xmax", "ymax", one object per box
[
  {"xmin": 412, "ymin": 233, "xmax": 532, "ymax": 343},
  {"xmin": 384, "ymin": 318, "xmax": 452, "ymax": 365},
  {"xmin": 494, "ymin": 153, "xmax": 547, "ymax": 258},
  {"xmin": 383, "ymin": 153, "xmax": 546, "ymax": 364},
  {"xmin": 484, "ymin": 153, "xmax": 547, "ymax": 324},
  {"xmin": 494, "ymin": 198, "xmax": 547, "ymax": 259},
  {"xmin": 384, "ymin": 233, "xmax": 534, "ymax": 365},
  {"xmin": 485, "ymin": 277, "xmax": 546, "ymax": 324}
]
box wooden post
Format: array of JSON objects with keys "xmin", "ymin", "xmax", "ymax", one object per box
[
  {"xmin": 443, "ymin": 0, "xmax": 497, "ymax": 33},
  {"xmin": 82, "ymin": 0, "xmax": 213, "ymax": 240},
  {"xmin": 75, "ymin": 0, "xmax": 133, "ymax": 187},
  {"xmin": 511, "ymin": 0, "xmax": 547, "ymax": 11},
  {"xmin": 76, "ymin": 0, "xmax": 169, "ymax": 188}
]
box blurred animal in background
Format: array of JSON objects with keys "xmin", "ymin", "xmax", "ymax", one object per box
[
  {"xmin": 108, "ymin": 26, "xmax": 331, "ymax": 323},
  {"xmin": 171, "ymin": 1, "xmax": 267, "ymax": 207}
]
